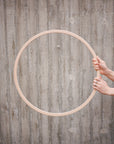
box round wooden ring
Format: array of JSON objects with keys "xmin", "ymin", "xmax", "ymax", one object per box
[{"xmin": 14, "ymin": 29, "xmax": 100, "ymax": 117}]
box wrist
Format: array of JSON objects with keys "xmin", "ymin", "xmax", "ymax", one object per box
[
  {"xmin": 107, "ymin": 87, "xmax": 114, "ymax": 96},
  {"xmin": 104, "ymin": 67, "xmax": 110, "ymax": 76}
]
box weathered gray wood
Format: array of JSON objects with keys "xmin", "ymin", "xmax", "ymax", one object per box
[{"xmin": 0, "ymin": 0, "xmax": 113, "ymax": 144}]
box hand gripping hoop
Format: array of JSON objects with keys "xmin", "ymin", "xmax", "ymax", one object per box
[{"xmin": 13, "ymin": 29, "xmax": 100, "ymax": 117}]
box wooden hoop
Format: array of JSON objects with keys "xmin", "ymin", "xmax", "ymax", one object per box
[{"xmin": 14, "ymin": 29, "xmax": 100, "ymax": 117}]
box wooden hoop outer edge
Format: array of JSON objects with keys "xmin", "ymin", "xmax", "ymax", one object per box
[{"xmin": 14, "ymin": 29, "xmax": 100, "ymax": 117}]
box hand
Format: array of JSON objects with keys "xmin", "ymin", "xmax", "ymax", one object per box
[
  {"xmin": 93, "ymin": 77, "xmax": 111, "ymax": 95},
  {"xmin": 92, "ymin": 56, "xmax": 108, "ymax": 75}
]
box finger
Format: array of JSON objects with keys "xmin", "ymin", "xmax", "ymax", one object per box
[
  {"xmin": 97, "ymin": 56, "xmax": 104, "ymax": 62},
  {"xmin": 94, "ymin": 77, "xmax": 101, "ymax": 81},
  {"xmin": 96, "ymin": 56, "xmax": 102, "ymax": 63},
  {"xmin": 95, "ymin": 68, "xmax": 100, "ymax": 71},
  {"xmin": 94, "ymin": 65, "xmax": 99, "ymax": 69},
  {"xmin": 93, "ymin": 79, "xmax": 100, "ymax": 83},
  {"xmin": 93, "ymin": 84, "xmax": 100, "ymax": 89},
  {"xmin": 93, "ymin": 82, "xmax": 100, "ymax": 87},
  {"xmin": 94, "ymin": 68, "xmax": 99, "ymax": 72},
  {"xmin": 93, "ymin": 62, "xmax": 99, "ymax": 65},
  {"xmin": 92, "ymin": 57, "xmax": 100, "ymax": 62},
  {"xmin": 93, "ymin": 86, "xmax": 97, "ymax": 90},
  {"xmin": 94, "ymin": 79, "xmax": 101, "ymax": 83},
  {"xmin": 93, "ymin": 65, "xmax": 100, "ymax": 69},
  {"xmin": 93, "ymin": 86, "xmax": 100, "ymax": 91},
  {"xmin": 93, "ymin": 62, "xmax": 100, "ymax": 67},
  {"xmin": 93, "ymin": 85, "xmax": 97, "ymax": 89},
  {"xmin": 93, "ymin": 63, "xmax": 99, "ymax": 67},
  {"xmin": 92, "ymin": 58, "xmax": 97, "ymax": 61},
  {"xmin": 94, "ymin": 77, "xmax": 101, "ymax": 80},
  {"xmin": 93, "ymin": 86, "xmax": 99, "ymax": 90}
]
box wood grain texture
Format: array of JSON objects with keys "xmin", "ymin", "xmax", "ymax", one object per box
[{"xmin": 0, "ymin": 0, "xmax": 113, "ymax": 144}]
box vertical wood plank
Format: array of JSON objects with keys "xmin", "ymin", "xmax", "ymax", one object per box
[
  {"xmin": 1, "ymin": 0, "xmax": 21, "ymax": 143},
  {"xmin": 18, "ymin": 0, "xmax": 31, "ymax": 143},
  {"xmin": 0, "ymin": 0, "xmax": 11, "ymax": 143}
]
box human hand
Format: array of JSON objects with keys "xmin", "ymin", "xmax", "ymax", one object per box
[
  {"xmin": 93, "ymin": 77, "xmax": 111, "ymax": 95},
  {"xmin": 92, "ymin": 56, "xmax": 108, "ymax": 75}
]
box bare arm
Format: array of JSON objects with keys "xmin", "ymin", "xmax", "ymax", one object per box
[
  {"xmin": 108, "ymin": 88, "xmax": 114, "ymax": 96},
  {"xmin": 104, "ymin": 68, "xmax": 114, "ymax": 81}
]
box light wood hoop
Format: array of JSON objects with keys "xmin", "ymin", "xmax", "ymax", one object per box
[{"xmin": 14, "ymin": 29, "xmax": 100, "ymax": 117}]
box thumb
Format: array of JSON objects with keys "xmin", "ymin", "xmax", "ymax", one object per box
[{"xmin": 96, "ymin": 56, "xmax": 101, "ymax": 63}]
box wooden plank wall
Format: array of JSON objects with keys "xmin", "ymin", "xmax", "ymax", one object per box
[{"xmin": 0, "ymin": 0, "xmax": 113, "ymax": 144}]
